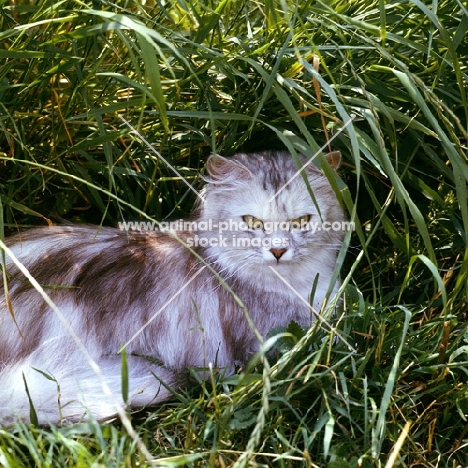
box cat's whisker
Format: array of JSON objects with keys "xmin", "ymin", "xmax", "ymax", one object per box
[{"xmin": 267, "ymin": 266, "xmax": 356, "ymax": 352}]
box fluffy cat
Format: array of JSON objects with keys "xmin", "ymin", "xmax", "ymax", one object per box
[{"xmin": 0, "ymin": 151, "xmax": 344, "ymax": 425}]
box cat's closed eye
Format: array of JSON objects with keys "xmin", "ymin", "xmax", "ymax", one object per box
[
  {"xmin": 290, "ymin": 214, "xmax": 311, "ymax": 229},
  {"xmin": 242, "ymin": 215, "xmax": 263, "ymax": 230}
]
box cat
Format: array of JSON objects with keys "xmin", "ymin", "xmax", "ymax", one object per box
[{"xmin": 0, "ymin": 150, "xmax": 344, "ymax": 425}]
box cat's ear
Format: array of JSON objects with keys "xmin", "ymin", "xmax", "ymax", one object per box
[
  {"xmin": 324, "ymin": 151, "xmax": 341, "ymax": 170},
  {"xmin": 206, "ymin": 154, "xmax": 251, "ymax": 181}
]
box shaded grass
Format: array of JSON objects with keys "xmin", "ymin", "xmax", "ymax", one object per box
[{"xmin": 0, "ymin": 0, "xmax": 467, "ymax": 466}]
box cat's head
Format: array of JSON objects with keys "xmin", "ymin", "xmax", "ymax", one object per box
[{"xmin": 196, "ymin": 151, "xmax": 345, "ymax": 291}]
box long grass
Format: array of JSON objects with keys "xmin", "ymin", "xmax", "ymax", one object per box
[{"xmin": 0, "ymin": 0, "xmax": 467, "ymax": 466}]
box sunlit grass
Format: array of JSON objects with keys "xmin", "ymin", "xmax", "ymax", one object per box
[{"xmin": 0, "ymin": 0, "xmax": 467, "ymax": 466}]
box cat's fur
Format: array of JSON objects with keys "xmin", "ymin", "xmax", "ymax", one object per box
[{"xmin": 0, "ymin": 151, "xmax": 344, "ymax": 425}]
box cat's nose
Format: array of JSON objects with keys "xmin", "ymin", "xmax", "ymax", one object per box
[{"xmin": 270, "ymin": 248, "xmax": 287, "ymax": 260}]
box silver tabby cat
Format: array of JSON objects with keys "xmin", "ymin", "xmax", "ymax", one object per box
[{"xmin": 0, "ymin": 151, "xmax": 344, "ymax": 425}]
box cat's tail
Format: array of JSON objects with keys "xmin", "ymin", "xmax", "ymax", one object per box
[{"xmin": 0, "ymin": 354, "xmax": 177, "ymax": 426}]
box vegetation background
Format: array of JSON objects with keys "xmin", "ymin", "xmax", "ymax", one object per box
[{"xmin": 0, "ymin": 0, "xmax": 467, "ymax": 466}]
